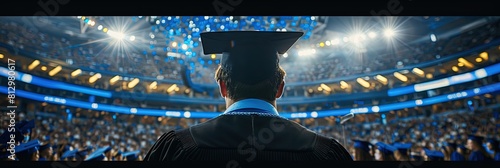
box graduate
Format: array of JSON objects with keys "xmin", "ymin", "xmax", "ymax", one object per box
[
  {"xmin": 123, "ymin": 150, "xmax": 140, "ymax": 161},
  {"xmin": 352, "ymin": 139, "xmax": 374, "ymax": 161},
  {"xmin": 466, "ymin": 135, "xmax": 492, "ymax": 161},
  {"xmin": 457, "ymin": 145, "xmax": 469, "ymax": 160},
  {"xmin": 38, "ymin": 142, "xmax": 53, "ymax": 161},
  {"xmin": 144, "ymin": 31, "xmax": 353, "ymax": 162},
  {"xmin": 85, "ymin": 147, "xmax": 107, "ymax": 161},
  {"xmin": 423, "ymin": 149, "xmax": 444, "ymax": 161},
  {"xmin": 15, "ymin": 139, "xmax": 41, "ymax": 161},
  {"xmin": 393, "ymin": 142, "xmax": 412, "ymax": 161},
  {"xmin": 375, "ymin": 142, "xmax": 397, "ymax": 161},
  {"xmin": 485, "ymin": 138, "xmax": 500, "ymax": 161},
  {"xmin": 443, "ymin": 142, "xmax": 465, "ymax": 161}
]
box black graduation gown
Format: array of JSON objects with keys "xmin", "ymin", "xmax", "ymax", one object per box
[{"xmin": 144, "ymin": 114, "xmax": 353, "ymax": 162}]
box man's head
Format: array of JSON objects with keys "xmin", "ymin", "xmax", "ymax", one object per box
[
  {"xmin": 201, "ymin": 31, "xmax": 303, "ymax": 106},
  {"xmin": 215, "ymin": 61, "xmax": 286, "ymax": 104}
]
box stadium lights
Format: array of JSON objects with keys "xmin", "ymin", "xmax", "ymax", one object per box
[
  {"xmin": 129, "ymin": 36, "xmax": 136, "ymax": 41},
  {"xmin": 48, "ymin": 65, "xmax": 62, "ymax": 76},
  {"xmin": 368, "ymin": 32, "xmax": 377, "ymax": 39},
  {"xmin": 149, "ymin": 81, "xmax": 158, "ymax": 89},
  {"xmin": 317, "ymin": 86, "xmax": 323, "ymax": 91},
  {"xmin": 412, "ymin": 68, "xmax": 425, "ymax": 77},
  {"xmin": 28, "ymin": 60, "xmax": 40, "ymax": 70},
  {"xmin": 383, "ymin": 28, "xmax": 395, "ymax": 38},
  {"xmin": 109, "ymin": 75, "xmax": 121, "ymax": 85},
  {"xmin": 430, "ymin": 33, "xmax": 437, "ymax": 42},
  {"xmin": 89, "ymin": 73, "xmax": 102, "ymax": 84},
  {"xmin": 340, "ymin": 81, "xmax": 349, "ymax": 89},
  {"xmin": 426, "ymin": 73, "xmax": 433, "ymax": 79},
  {"xmin": 167, "ymin": 84, "xmax": 178, "ymax": 93},
  {"xmin": 0, "ymin": 53, "xmax": 3, "ymax": 59},
  {"xmin": 71, "ymin": 69, "xmax": 82, "ymax": 77},
  {"xmin": 458, "ymin": 58, "xmax": 474, "ymax": 68},
  {"xmin": 356, "ymin": 78, "xmax": 370, "ymax": 88},
  {"xmin": 458, "ymin": 62, "xmax": 465, "ymax": 67},
  {"xmin": 330, "ymin": 39, "xmax": 340, "ymax": 45},
  {"xmin": 375, "ymin": 75, "xmax": 388, "ymax": 85},
  {"xmin": 452, "ymin": 66, "xmax": 459, "ymax": 72},
  {"xmin": 475, "ymin": 57, "xmax": 483, "ymax": 63},
  {"xmin": 320, "ymin": 83, "xmax": 332, "ymax": 92},
  {"xmin": 171, "ymin": 42, "xmax": 178, "ymax": 48},
  {"xmin": 282, "ymin": 53, "xmax": 288, "ymax": 58},
  {"xmin": 479, "ymin": 52, "xmax": 488, "ymax": 60},
  {"xmin": 40, "ymin": 66, "xmax": 47, "ymax": 71},
  {"xmin": 393, "ymin": 72, "xmax": 408, "ymax": 82},
  {"xmin": 127, "ymin": 78, "xmax": 140, "ymax": 88},
  {"xmin": 107, "ymin": 30, "xmax": 125, "ymax": 40},
  {"xmin": 297, "ymin": 49, "xmax": 316, "ymax": 57}
]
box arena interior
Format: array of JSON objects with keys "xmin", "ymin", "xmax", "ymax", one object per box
[{"xmin": 1, "ymin": 16, "xmax": 500, "ymax": 162}]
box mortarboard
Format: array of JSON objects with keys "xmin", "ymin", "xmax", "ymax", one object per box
[
  {"xmin": 458, "ymin": 145, "xmax": 467, "ymax": 151},
  {"xmin": 39, "ymin": 143, "xmax": 51, "ymax": 151},
  {"xmin": 423, "ymin": 149, "xmax": 444, "ymax": 161},
  {"xmin": 115, "ymin": 150, "xmax": 123, "ymax": 157},
  {"xmin": 122, "ymin": 150, "xmax": 140, "ymax": 161},
  {"xmin": 60, "ymin": 149, "xmax": 78, "ymax": 160},
  {"xmin": 486, "ymin": 138, "xmax": 499, "ymax": 147},
  {"xmin": 376, "ymin": 142, "xmax": 397, "ymax": 155},
  {"xmin": 76, "ymin": 150, "xmax": 88, "ymax": 158},
  {"xmin": 200, "ymin": 31, "xmax": 303, "ymax": 85},
  {"xmin": 393, "ymin": 143, "xmax": 412, "ymax": 154},
  {"xmin": 18, "ymin": 119, "xmax": 35, "ymax": 134},
  {"xmin": 15, "ymin": 139, "xmax": 41, "ymax": 161},
  {"xmin": 85, "ymin": 147, "xmax": 109, "ymax": 161},
  {"xmin": 353, "ymin": 140, "xmax": 372, "ymax": 152},
  {"xmin": 443, "ymin": 142, "xmax": 457, "ymax": 149},
  {"xmin": 467, "ymin": 135, "xmax": 485, "ymax": 144}
]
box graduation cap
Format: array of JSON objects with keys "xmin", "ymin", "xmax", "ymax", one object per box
[
  {"xmin": 443, "ymin": 142, "xmax": 457, "ymax": 149},
  {"xmin": 85, "ymin": 148, "xmax": 107, "ymax": 161},
  {"xmin": 76, "ymin": 150, "xmax": 88, "ymax": 158},
  {"xmin": 353, "ymin": 140, "xmax": 373, "ymax": 152},
  {"xmin": 39, "ymin": 143, "xmax": 51, "ymax": 151},
  {"xmin": 200, "ymin": 31, "xmax": 304, "ymax": 85},
  {"xmin": 486, "ymin": 138, "xmax": 499, "ymax": 147},
  {"xmin": 423, "ymin": 149, "xmax": 444, "ymax": 161},
  {"xmin": 60, "ymin": 149, "xmax": 78, "ymax": 160},
  {"xmin": 18, "ymin": 119, "xmax": 35, "ymax": 134},
  {"xmin": 410, "ymin": 152, "xmax": 423, "ymax": 161},
  {"xmin": 393, "ymin": 142, "xmax": 412, "ymax": 154},
  {"xmin": 458, "ymin": 145, "xmax": 467, "ymax": 151},
  {"xmin": 467, "ymin": 135, "xmax": 485, "ymax": 144},
  {"xmin": 122, "ymin": 150, "xmax": 140, "ymax": 161},
  {"xmin": 376, "ymin": 142, "xmax": 397, "ymax": 155},
  {"xmin": 114, "ymin": 150, "xmax": 123, "ymax": 157},
  {"xmin": 15, "ymin": 139, "xmax": 41, "ymax": 161}
]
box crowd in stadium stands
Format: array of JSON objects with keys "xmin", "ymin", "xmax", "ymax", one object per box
[
  {"xmin": 1, "ymin": 19, "xmax": 500, "ymax": 86},
  {"xmin": 1, "ymin": 94, "xmax": 499, "ymax": 161}
]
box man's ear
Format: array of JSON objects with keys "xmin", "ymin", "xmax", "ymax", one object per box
[
  {"xmin": 275, "ymin": 81, "xmax": 285, "ymax": 98},
  {"xmin": 218, "ymin": 80, "xmax": 227, "ymax": 98}
]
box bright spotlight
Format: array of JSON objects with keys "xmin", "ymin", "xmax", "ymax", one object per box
[
  {"xmin": 172, "ymin": 42, "xmax": 178, "ymax": 47},
  {"xmin": 97, "ymin": 25, "xmax": 103, "ymax": 30},
  {"xmin": 383, "ymin": 28, "xmax": 395, "ymax": 38},
  {"xmin": 107, "ymin": 30, "xmax": 125, "ymax": 40},
  {"xmin": 282, "ymin": 53, "xmax": 288, "ymax": 58},
  {"xmin": 368, "ymin": 32, "xmax": 377, "ymax": 38},
  {"xmin": 297, "ymin": 49, "xmax": 316, "ymax": 57},
  {"xmin": 129, "ymin": 36, "xmax": 136, "ymax": 41},
  {"xmin": 181, "ymin": 44, "xmax": 188, "ymax": 50},
  {"xmin": 430, "ymin": 33, "xmax": 437, "ymax": 42},
  {"xmin": 330, "ymin": 39, "xmax": 340, "ymax": 45}
]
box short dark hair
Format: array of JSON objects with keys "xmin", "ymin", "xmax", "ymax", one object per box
[{"xmin": 215, "ymin": 65, "xmax": 286, "ymax": 102}]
